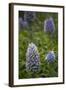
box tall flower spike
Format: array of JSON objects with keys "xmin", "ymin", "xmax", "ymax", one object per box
[
  {"xmin": 19, "ymin": 17, "xmax": 28, "ymax": 29},
  {"xmin": 44, "ymin": 17, "xmax": 55, "ymax": 34},
  {"xmin": 45, "ymin": 51, "xmax": 55, "ymax": 63},
  {"xmin": 24, "ymin": 11, "xmax": 36, "ymax": 23},
  {"xmin": 26, "ymin": 43, "xmax": 40, "ymax": 72}
]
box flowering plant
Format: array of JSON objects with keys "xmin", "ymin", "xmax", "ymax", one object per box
[
  {"xmin": 44, "ymin": 17, "xmax": 55, "ymax": 34},
  {"xmin": 45, "ymin": 51, "xmax": 55, "ymax": 63},
  {"xmin": 26, "ymin": 43, "xmax": 40, "ymax": 72}
]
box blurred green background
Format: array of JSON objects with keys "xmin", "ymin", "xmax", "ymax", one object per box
[{"xmin": 19, "ymin": 12, "xmax": 58, "ymax": 79}]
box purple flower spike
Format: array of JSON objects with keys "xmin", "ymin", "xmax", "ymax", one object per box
[
  {"xmin": 19, "ymin": 17, "xmax": 28, "ymax": 29},
  {"xmin": 24, "ymin": 11, "xmax": 36, "ymax": 23},
  {"xmin": 44, "ymin": 17, "xmax": 55, "ymax": 34},
  {"xmin": 45, "ymin": 51, "xmax": 55, "ymax": 63},
  {"xmin": 26, "ymin": 43, "xmax": 40, "ymax": 72}
]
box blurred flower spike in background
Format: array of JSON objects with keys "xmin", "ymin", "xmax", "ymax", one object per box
[
  {"xmin": 19, "ymin": 17, "xmax": 28, "ymax": 29},
  {"xmin": 26, "ymin": 43, "xmax": 40, "ymax": 72},
  {"xmin": 24, "ymin": 11, "xmax": 36, "ymax": 23},
  {"xmin": 45, "ymin": 51, "xmax": 55, "ymax": 63},
  {"xmin": 44, "ymin": 17, "xmax": 55, "ymax": 34}
]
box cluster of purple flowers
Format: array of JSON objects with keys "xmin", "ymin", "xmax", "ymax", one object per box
[
  {"xmin": 24, "ymin": 11, "xmax": 36, "ymax": 22},
  {"xmin": 26, "ymin": 43, "xmax": 40, "ymax": 72},
  {"xmin": 45, "ymin": 51, "xmax": 55, "ymax": 63},
  {"xmin": 19, "ymin": 11, "xmax": 36, "ymax": 29},
  {"xmin": 19, "ymin": 17, "xmax": 28, "ymax": 28},
  {"xmin": 44, "ymin": 17, "xmax": 55, "ymax": 34}
]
